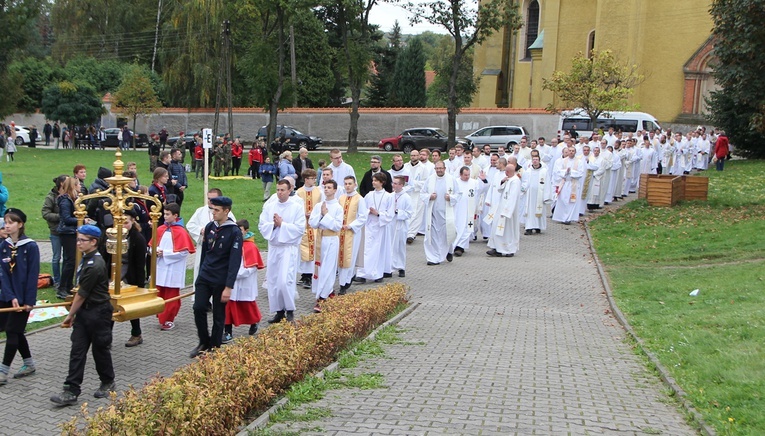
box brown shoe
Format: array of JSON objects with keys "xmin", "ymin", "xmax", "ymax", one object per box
[{"xmin": 125, "ymin": 335, "xmax": 143, "ymax": 347}]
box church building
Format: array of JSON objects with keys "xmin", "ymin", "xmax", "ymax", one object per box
[{"xmin": 471, "ymin": 0, "xmax": 716, "ymax": 124}]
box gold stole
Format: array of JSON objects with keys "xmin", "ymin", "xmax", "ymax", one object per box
[
  {"xmin": 568, "ymin": 157, "xmax": 581, "ymax": 203},
  {"xmin": 581, "ymin": 155, "xmax": 594, "ymax": 201},
  {"xmin": 338, "ymin": 194, "xmax": 360, "ymax": 268},
  {"xmin": 298, "ymin": 188, "xmax": 321, "ymax": 262}
]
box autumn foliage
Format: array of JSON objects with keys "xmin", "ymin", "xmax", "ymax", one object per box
[{"xmin": 61, "ymin": 284, "xmax": 408, "ymax": 435}]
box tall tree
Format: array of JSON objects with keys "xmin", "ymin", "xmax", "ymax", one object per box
[
  {"xmin": 292, "ymin": 10, "xmax": 335, "ymax": 107},
  {"xmin": 542, "ymin": 50, "xmax": 643, "ymax": 126},
  {"xmin": 367, "ymin": 21, "xmax": 402, "ymax": 107},
  {"xmin": 41, "ymin": 81, "xmax": 105, "ymax": 146},
  {"xmin": 391, "ymin": 37, "xmax": 426, "ymax": 107},
  {"xmin": 64, "ymin": 57, "xmax": 127, "ymax": 96},
  {"xmin": 6, "ymin": 57, "xmax": 61, "ymax": 113},
  {"xmin": 321, "ymin": 0, "xmax": 380, "ymax": 152},
  {"xmin": 112, "ymin": 65, "xmax": 162, "ymax": 149},
  {"xmin": 707, "ymin": 0, "xmax": 765, "ymax": 158},
  {"xmin": 0, "ymin": 0, "xmax": 45, "ymax": 116},
  {"xmin": 50, "ymin": 0, "xmax": 157, "ymax": 64},
  {"xmin": 406, "ymin": 0, "xmax": 520, "ymax": 147},
  {"xmin": 426, "ymin": 40, "xmax": 476, "ymax": 108},
  {"xmin": 159, "ymin": 0, "xmax": 225, "ymax": 108}
]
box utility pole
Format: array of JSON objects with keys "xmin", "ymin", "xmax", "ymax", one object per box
[
  {"xmin": 213, "ymin": 20, "xmax": 233, "ymax": 142},
  {"xmin": 290, "ymin": 25, "xmax": 297, "ymax": 107},
  {"xmin": 151, "ymin": 0, "xmax": 163, "ymax": 72}
]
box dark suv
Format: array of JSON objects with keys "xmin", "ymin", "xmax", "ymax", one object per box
[
  {"xmin": 379, "ymin": 127, "xmax": 467, "ymax": 153},
  {"xmin": 257, "ymin": 125, "xmax": 322, "ymax": 150}
]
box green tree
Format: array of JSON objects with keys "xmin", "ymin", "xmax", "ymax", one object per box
[
  {"xmin": 6, "ymin": 57, "xmax": 61, "ymax": 113},
  {"xmin": 707, "ymin": 0, "xmax": 765, "ymax": 158},
  {"xmin": 50, "ymin": 0, "xmax": 157, "ymax": 64},
  {"xmin": 391, "ymin": 37, "xmax": 426, "ymax": 107},
  {"xmin": 160, "ymin": 0, "xmax": 225, "ymax": 108},
  {"xmin": 0, "ymin": 0, "xmax": 44, "ymax": 73},
  {"xmin": 406, "ymin": 0, "xmax": 520, "ymax": 147},
  {"xmin": 426, "ymin": 42, "xmax": 476, "ymax": 108},
  {"xmin": 41, "ymin": 81, "xmax": 105, "ymax": 147},
  {"xmin": 367, "ymin": 22, "xmax": 402, "ymax": 107},
  {"xmin": 542, "ymin": 50, "xmax": 643, "ymax": 126},
  {"xmin": 112, "ymin": 65, "xmax": 163, "ymax": 149},
  {"xmin": 321, "ymin": 0, "xmax": 381, "ymax": 152},
  {"xmin": 64, "ymin": 57, "xmax": 127, "ymax": 96}
]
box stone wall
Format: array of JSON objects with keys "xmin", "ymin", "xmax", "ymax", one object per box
[{"xmin": 4, "ymin": 108, "xmax": 561, "ymax": 147}]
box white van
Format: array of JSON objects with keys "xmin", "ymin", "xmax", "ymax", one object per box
[{"xmin": 558, "ymin": 110, "xmax": 662, "ymax": 139}]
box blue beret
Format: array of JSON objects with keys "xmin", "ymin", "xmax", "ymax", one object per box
[
  {"xmin": 77, "ymin": 224, "xmax": 102, "ymax": 238},
  {"xmin": 210, "ymin": 196, "xmax": 233, "ymax": 207}
]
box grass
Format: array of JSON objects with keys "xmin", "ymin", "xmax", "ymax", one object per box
[
  {"xmin": 589, "ymin": 159, "xmax": 765, "ymax": 435},
  {"xmin": 1, "ymin": 147, "xmax": 390, "ymax": 247},
  {"xmin": 251, "ymin": 325, "xmax": 413, "ymax": 435}
]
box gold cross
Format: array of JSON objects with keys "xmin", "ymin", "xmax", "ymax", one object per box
[
  {"xmin": 497, "ymin": 224, "xmax": 504, "ymax": 231},
  {"xmin": 487, "ymin": 214, "xmax": 494, "ymax": 220}
]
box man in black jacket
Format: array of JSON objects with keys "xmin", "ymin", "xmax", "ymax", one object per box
[
  {"xmin": 189, "ymin": 196, "xmax": 243, "ymax": 358},
  {"xmin": 359, "ymin": 155, "xmax": 392, "ymax": 197},
  {"xmin": 169, "ymin": 148, "xmax": 188, "ymax": 210},
  {"xmin": 291, "ymin": 147, "xmax": 314, "ymax": 188}
]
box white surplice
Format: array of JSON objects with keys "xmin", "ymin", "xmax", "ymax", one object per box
[
  {"xmin": 421, "ymin": 173, "xmax": 462, "ymax": 263},
  {"xmin": 485, "ymin": 175, "xmax": 521, "ymax": 255},
  {"xmin": 308, "ymin": 198, "xmax": 343, "ymax": 299},
  {"xmin": 258, "ymin": 198, "xmax": 305, "ymax": 312},
  {"xmin": 358, "ymin": 189, "xmax": 395, "ymax": 280},
  {"xmin": 391, "ymin": 191, "xmax": 413, "ymax": 271}
]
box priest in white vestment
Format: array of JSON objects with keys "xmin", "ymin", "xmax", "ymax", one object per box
[
  {"xmin": 309, "ymin": 180, "xmax": 343, "ymax": 309},
  {"xmin": 336, "ymin": 176, "xmax": 367, "ymax": 294},
  {"xmin": 485, "ymin": 157, "xmax": 521, "ymax": 257},
  {"xmin": 421, "ymin": 161, "xmax": 462, "ymax": 265},
  {"xmin": 583, "ymin": 145, "xmax": 609, "ymax": 210},
  {"xmin": 258, "ymin": 180, "xmax": 306, "ymax": 318},
  {"xmin": 356, "ymin": 173, "xmax": 395, "ymax": 282},
  {"xmin": 639, "ymin": 138, "xmax": 657, "ymax": 175},
  {"xmin": 454, "ymin": 166, "xmax": 487, "ymax": 255},
  {"xmin": 695, "ymin": 133, "xmax": 711, "ymax": 170},
  {"xmin": 390, "ymin": 176, "xmax": 414, "ymax": 277},
  {"xmin": 552, "ymin": 147, "xmax": 585, "ymax": 224},
  {"xmin": 521, "ymin": 156, "xmax": 551, "ymax": 234},
  {"xmin": 404, "ymin": 150, "xmax": 433, "ymax": 242}
]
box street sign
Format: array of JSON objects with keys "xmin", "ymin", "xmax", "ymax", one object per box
[{"xmin": 203, "ymin": 128, "xmax": 213, "ymax": 149}]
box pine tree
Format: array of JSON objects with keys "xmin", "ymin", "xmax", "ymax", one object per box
[
  {"xmin": 367, "ymin": 22, "xmax": 402, "ymax": 107},
  {"xmin": 391, "ymin": 38, "xmax": 427, "ymax": 107}
]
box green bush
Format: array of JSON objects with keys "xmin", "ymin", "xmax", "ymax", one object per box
[{"xmin": 61, "ymin": 284, "xmax": 408, "ymax": 435}]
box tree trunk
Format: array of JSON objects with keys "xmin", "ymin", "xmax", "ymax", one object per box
[
  {"xmin": 268, "ymin": 7, "xmax": 287, "ymax": 147},
  {"xmin": 132, "ymin": 115, "xmax": 137, "ymax": 151},
  {"xmin": 446, "ymin": 49, "xmax": 462, "ymax": 149},
  {"xmin": 348, "ymin": 81, "xmax": 361, "ymax": 152}
]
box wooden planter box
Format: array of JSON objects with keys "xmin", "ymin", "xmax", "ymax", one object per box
[
  {"xmin": 646, "ymin": 175, "xmax": 685, "ymax": 206},
  {"xmin": 639, "ymin": 174, "xmax": 678, "ymax": 199},
  {"xmin": 684, "ymin": 175, "xmax": 709, "ymax": 201},
  {"xmin": 642, "ymin": 174, "xmax": 709, "ymax": 205}
]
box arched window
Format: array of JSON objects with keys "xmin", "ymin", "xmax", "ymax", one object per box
[
  {"xmin": 523, "ymin": 0, "xmax": 540, "ymax": 60},
  {"xmin": 587, "ymin": 30, "xmax": 596, "ymax": 58}
]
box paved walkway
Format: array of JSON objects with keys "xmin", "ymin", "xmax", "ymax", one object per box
[{"xmin": 0, "ymin": 198, "xmax": 694, "ymax": 435}]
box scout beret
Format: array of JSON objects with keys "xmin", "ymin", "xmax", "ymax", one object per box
[
  {"xmin": 210, "ymin": 196, "xmax": 233, "ymax": 207},
  {"xmin": 77, "ymin": 224, "xmax": 102, "ymax": 238}
]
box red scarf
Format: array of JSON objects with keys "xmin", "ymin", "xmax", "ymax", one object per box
[
  {"xmin": 149, "ymin": 223, "xmax": 196, "ymax": 253},
  {"xmin": 242, "ymin": 238, "xmax": 265, "ymax": 269}
]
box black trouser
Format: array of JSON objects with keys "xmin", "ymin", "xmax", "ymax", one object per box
[
  {"xmin": 130, "ymin": 319, "xmax": 142, "ymax": 336},
  {"xmin": 193, "ymin": 278, "xmax": 226, "ymax": 349},
  {"xmin": 59, "ymin": 233, "xmax": 77, "ymax": 294},
  {"xmin": 65, "ymin": 302, "xmax": 114, "ymax": 396},
  {"xmin": 1, "ymin": 302, "xmax": 32, "ymax": 366},
  {"xmin": 232, "ymin": 157, "xmax": 242, "ymax": 175},
  {"xmin": 250, "ymin": 161, "xmax": 260, "ymax": 178}
]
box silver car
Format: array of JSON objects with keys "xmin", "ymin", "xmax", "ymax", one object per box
[{"xmin": 465, "ymin": 125, "xmax": 529, "ymax": 150}]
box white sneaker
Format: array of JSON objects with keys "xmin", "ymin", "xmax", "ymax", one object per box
[{"xmin": 160, "ymin": 321, "xmax": 175, "ymax": 331}]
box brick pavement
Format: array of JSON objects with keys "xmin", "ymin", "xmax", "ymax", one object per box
[{"xmin": 0, "ymin": 199, "xmax": 694, "ymax": 435}]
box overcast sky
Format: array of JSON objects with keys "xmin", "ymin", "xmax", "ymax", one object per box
[{"xmin": 369, "ymin": 2, "xmax": 449, "ymax": 35}]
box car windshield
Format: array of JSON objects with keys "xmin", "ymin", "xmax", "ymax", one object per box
[
  {"xmin": 290, "ymin": 129, "xmax": 304, "ymax": 135},
  {"xmin": 434, "ymin": 129, "xmax": 447, "ymax": 137}
]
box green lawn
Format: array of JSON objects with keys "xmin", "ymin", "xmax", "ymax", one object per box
[
  {"xmin": 1, "ymin": 147, "xmax": 386, "ymax": 244},
  {"xmin": 589, "ymin": 160, "xmax": 765, "ymax": 435}
]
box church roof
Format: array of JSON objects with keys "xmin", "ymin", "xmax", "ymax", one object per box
[{"xmin": 528, "ymin": 29, "xmax": 544, "ymax": 50}]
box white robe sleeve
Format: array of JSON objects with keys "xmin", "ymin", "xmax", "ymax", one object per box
[
  {"xmin": 277, "ymin": 204, "xmax": 306, "ymax": 245},
  {"xmin": 186, "ymin": 207, "xmax": 206, "ymax": 243},
  {"xmin": 448, "ymin": 178, "xmax": 462, "ymax": 207},
  {"xmin": 376, "ymin": 193, "xmax": 395, "ymax": 226},
  {"xmin": 258, "ymin": 204, "xmax": 277, "ymax": 242},
  {"xmin": 396, "ymin": 194, "xmax": 413, "ymax": 222},
  {"xmin": 348, "ymin": 196, "xmax": 368, "ymax": 234}
]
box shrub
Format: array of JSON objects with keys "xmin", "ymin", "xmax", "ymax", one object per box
[{"xmin": 61, "ymin": 284, "xmax": 408, "ymax": 435}]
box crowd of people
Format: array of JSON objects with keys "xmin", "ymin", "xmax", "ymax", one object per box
[{"xmin": 0, "ymin": 124, "xmax": 730, "ymax": 405}]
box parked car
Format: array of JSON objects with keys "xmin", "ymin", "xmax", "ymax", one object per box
[
  {"xmin": 13, "ymin": 126, "xmax": 31, "ymax": 145},
  {"xmin": 101, "ymin": 128, "xmax": 149, "ymax": 148},
  {"xmin": 378, "ymin": 128, "xmax": 467, "ymax": 153},
  {"xmin": 464, "ymin": 125, "xmax": 529, "ymax": 150},
  {"xmin": 257, "ymin": 125, "xmax": 322, "ymax": 150}
]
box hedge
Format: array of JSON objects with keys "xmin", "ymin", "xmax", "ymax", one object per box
[{"xmin": 61, "ymin": 283, "xmax": 408, "ymax": 435}]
